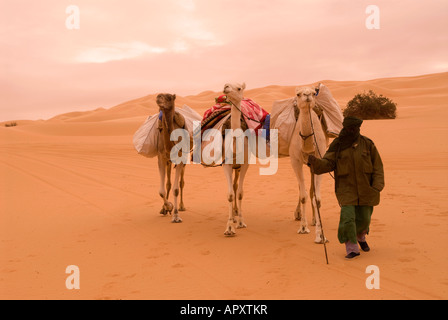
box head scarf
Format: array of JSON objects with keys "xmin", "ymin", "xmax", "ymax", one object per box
[
  {"xmin": 342, "ymin": 116, "xmax": 363, "ymax": 128},
  {"xmin": 328, "ymin": 116, "xmax": 363, "ymax": 153}
]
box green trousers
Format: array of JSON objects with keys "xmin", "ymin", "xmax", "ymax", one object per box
[{"xmin": 338, "ymin": 205, "xmax": 373, "ymax": 244}]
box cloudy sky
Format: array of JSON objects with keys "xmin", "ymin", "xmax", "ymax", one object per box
[{"xmin": 1, "ymin": 0, "xmax": 447, "ymax": 121}]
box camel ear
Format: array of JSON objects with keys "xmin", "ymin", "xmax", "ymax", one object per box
[
  {"xmin": 172, "ymin": 94, "xmax": 176, "ymax": 100},
  {"xmin": 242, "ymin": 83, "xmax": 246, "ymax": 90}
]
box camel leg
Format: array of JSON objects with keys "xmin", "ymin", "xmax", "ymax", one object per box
[
  {"xmin": 291, "ymin": 159, "xmax": 310, "ymax": 234},
  {"xmin": 178, "ymin": 165, "xmax": 186, "ymax": 212},
  {"xmin": 171, "ymin": 163, "xmax": 184, "ymax": 223},
  {"xmin": 223, "ymin": 164, "xmax": 236, "ymax": 236},
  {"xmin": 311, "ymin": 172, "xmax": 327, "ymax": 244},
  {"xmin": 158, "ymin": 156, "xmax": 173, "ymax": 215},
  {"xmin": 166, "ymin": 161, "xmax": 172, "ymax": 200},
  {"xmin": 233, "ymin": 168, "xmax": 240, "ymax": 219},
  {"xmin": 236, "ymin": 164, "xmax": 249, "ymax": 229}
]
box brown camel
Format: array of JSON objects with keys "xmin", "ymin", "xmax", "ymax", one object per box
[{"xmin": 156, "ymin": 93, "xmax": 186, "ymax": 223}]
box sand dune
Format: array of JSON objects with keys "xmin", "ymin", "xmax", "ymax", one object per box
[{"xmin": 0, "ymin": 72, "xmax": 447, "ymax": 300}]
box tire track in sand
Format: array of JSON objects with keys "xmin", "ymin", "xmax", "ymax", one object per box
[
  {"xmin": 1, "ymin": 151, "xmax": 441, "ymax": 299},
  {"xmin": 0, "ymin": 156, "xmax": 237, "ymax": 299},
  {"xmin": 3, "ymin": 151, "xmax": 151, "ymax": 201}
]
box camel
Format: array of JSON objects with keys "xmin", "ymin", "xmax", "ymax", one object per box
[
  {"xmin": 156, "ymin": 93, "xmax": 186, "ymax": 223},
  {"xmin": 288, "ymin": 87, "xmax": 329, "ymax": 243},
  {"xmin": 222, "ymin": 82, "xmax": 250, "ymax": 236}
]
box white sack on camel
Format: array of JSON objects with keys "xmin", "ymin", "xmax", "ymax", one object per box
[
  {"xmin": 270, "ymin": 97, "xmax": 297, "ymax": 157},
  {"xmin": 133, "ymin": 104, "xmax": 202, "ymax": 158},
  {"xmin": 315, "ymin": 83, "xmax": 343, "ymax": 137}
]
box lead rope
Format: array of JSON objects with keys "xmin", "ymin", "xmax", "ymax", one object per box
[
  {"xmin": 308, "ymin": 103, "xmax": 331, "ymax": 263},
  {"xmin": 308, "ymin": 104, "xmax": 335, "ymax": 180}
]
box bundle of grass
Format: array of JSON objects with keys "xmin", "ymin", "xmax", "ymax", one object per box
[{"xmin": 343, "ymin": 90, "xmax": 397, "ymax": 120}]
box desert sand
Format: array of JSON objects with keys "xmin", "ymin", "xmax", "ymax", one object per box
[{"xmin": 0, "ymin": 72, "xmax": 447, "ymax": 300}]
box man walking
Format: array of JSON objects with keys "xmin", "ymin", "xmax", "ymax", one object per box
[{"xmin": 308, "ymin": 116, "xmax": 385, "ymax": 259}]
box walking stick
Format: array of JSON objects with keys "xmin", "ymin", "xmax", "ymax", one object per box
[
  {"xmin": 316, "ymin": 201, "xmax": 329, "ymax": 265},
  {"xmin": 307, "ymin": 106, "xmax": 330, "ymax": 264},
  {"xmin": 311, "ymin": 175, "xmax": 329, "ymax": 265}
]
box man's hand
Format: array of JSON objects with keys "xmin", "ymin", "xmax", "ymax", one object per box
[{"xmin": 307, "ymin": 154, "xmax": 317, "ymax": 167}]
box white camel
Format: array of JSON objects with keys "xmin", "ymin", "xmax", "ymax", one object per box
[
  {"xmin": 289, "ymin": 87, "xmax": 329, "ymax": 243},
  {"xmin": 222, "ymin": 82, "xmax": 250, "ymax": 236}
]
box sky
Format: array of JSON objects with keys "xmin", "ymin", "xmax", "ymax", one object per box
[{"xmin": 1, "ymin": 0, "xmax": 447, "ymax": 121}]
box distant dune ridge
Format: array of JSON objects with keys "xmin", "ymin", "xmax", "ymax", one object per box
[
  {"xmin": 2, "ymin": 72, "xmax": 447, "ymax": 127},
  {"xmin": 0, "ymin": 72, "xmax": 447, "ymax": 300}
]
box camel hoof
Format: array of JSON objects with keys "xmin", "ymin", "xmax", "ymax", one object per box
[
  {"xmin": 178, "ymin": 205, "xmax": 186, "ymax": 212},
  {"xmin": 294, "ymin": 212, "xmax": 302, "ymax": 221},
  {"xmin": 165, "ymin": 202, "xmax": 173, "ymax": 212},
  {"xmin": 224, "ymin": 227, "xmax": 236, "ymax": 237},
  {"xmin": 315, "ymin": 238, "xmax": 329, "ymax": 244},
  {"xmin": 237, "ymin": 222, "xmax": 247, "ymax": 229},
  {"xmin": 297, "ymin": 226, "xmax": 310, "ymax": 234},
  {"xmin": 160, "ymin": 208, "xmax": 168, "ymax": 216},
  {"xmin": 172, "ymin": 217, "xmax": 183, "ymax": 223}
]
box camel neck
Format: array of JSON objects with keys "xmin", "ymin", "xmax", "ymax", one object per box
[
  {"xmin": 163, "ymin": 109, "xmax": 175, "ymax": 127},
  {"xmin": 161, "ymin": 108, "xmax": 175, "ymax": 156},
  {"xmin": 298, "ymin": 105, "xmax": 316, "ymax": 153},
  {"xmin": 299, "ymin": 106, "xmax": 313, "ymax": 134},
  {"xmin": 230, "ymin": 100, "xmax": 242, "ymax": 130}
]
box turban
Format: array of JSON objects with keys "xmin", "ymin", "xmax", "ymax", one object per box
[
  {"xmin": 327, "ymin": 116, "xmax": 363, "ymax": 153},
  {"xmin": 343, "ymin": 116, "xmax": 363, "ymax": 128}
]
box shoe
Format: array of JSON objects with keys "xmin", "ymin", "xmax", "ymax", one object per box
[
  {"xmin": 358, "ymin": 241, "xmax": 370, "ymax": 252},
  {"xmin": 345, "ymin": 252, "xmax": 360, "ymax": 259}
]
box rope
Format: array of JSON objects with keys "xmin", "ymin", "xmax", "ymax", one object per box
[
  {"xmin": 308, "ymin": 103, "xmax": 331, "ymax": 264},
  {"xmin": 308, "ymin": 104, "xmax": 335, "ymax": 181}
]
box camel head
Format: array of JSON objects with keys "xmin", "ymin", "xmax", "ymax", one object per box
[
  {"xmin": 156, "ymin": 93, "xmax": 176, "ymax": 111},
  {"xmin": 295, "ymin": 87, "xmax": 317, "ymax": 109},
  {"xmin": 223, "ymin": 82, "xmax": 246, "ymax": 104},
  {"xmin": 156, "ymin": 93, "xmax": 176, "ymax": 159}
]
